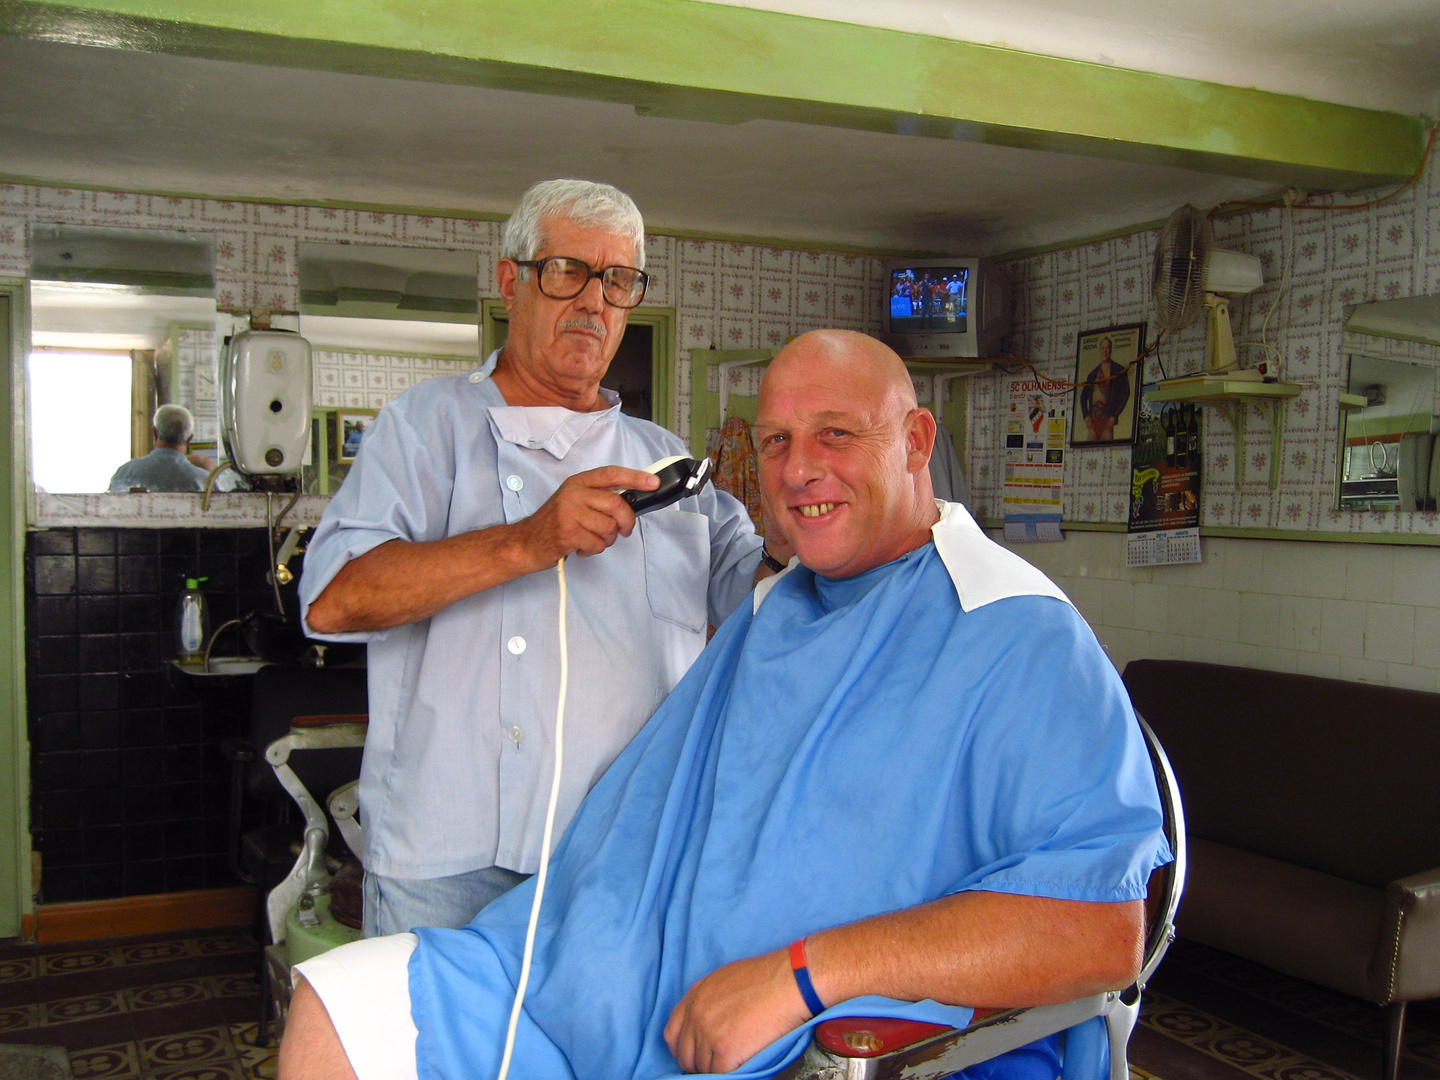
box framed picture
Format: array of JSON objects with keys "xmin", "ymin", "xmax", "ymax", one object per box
[
  {"xmin": 1071, "ymin": 322, "xmax": 1146, "ymax": 447},
  {"xmin": 336, "ymin": 410, "xmax": 378, "ymax": 463}
]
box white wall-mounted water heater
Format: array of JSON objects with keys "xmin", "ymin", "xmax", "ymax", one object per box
[{"xmin": 220, "ymin": 329, "xmax": 312, "ymax": 476}]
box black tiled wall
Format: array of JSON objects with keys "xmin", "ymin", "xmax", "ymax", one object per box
[{"xmin": 25, "ymin": 527, "xmax": 302, "ymax": 904}]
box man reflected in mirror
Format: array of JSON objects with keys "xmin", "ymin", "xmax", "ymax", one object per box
[{"xmin": 107, "ymin": 403, "xmax": 215, "ymax": 493}]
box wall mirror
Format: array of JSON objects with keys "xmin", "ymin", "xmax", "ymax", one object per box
[
  {"xmin": 1338, "ymin": 294, "xmax": 1440, "ymax": 511},
  {"xmin": 297, "ymin": 243, "xmax": 479, "ymax": 493},
  {"xmin": 28, "ymin": 224, "xmax": 217, "ymax": 494}
]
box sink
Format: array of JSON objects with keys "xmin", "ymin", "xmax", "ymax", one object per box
[{"xmin": 171, "ymin": 657, "xmax": 270, "ymax": 677}]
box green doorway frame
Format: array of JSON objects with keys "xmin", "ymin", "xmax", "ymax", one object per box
[
  {"xmin": 481, "ymin": 301, "xmax": 677, "ymax": 434},
  {"xmin": 0, "ymin": 279, "xmax": 33, "ymax": 938}
]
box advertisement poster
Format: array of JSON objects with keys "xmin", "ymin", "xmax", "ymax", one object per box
[
  {"xmin": 1126, "ymin": 387, "xmax": 1203, "ymax": 567},
  {"xmin": 1002, "ymin": 374, "xmax": 1067, "ymax": 542}
]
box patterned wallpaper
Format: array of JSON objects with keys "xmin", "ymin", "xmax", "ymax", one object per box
[
  {"xmin": 975, "ymin": 147, "xmax": 1440, "ymax": 538},
  {"xmin": 0, "ymin": 184, "xmax": 882, "ymax": 448},
  {"xmin": 5, "ymin": 157, "xmax": 1439, "ymax": 540}
]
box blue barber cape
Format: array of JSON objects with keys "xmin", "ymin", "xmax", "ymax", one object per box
[{"xmin": 409, "ymin": 535, "xmax": 1170, "ymax": 1080}]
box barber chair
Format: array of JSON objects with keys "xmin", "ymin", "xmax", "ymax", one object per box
[
  {"xmin": 780, "ymin": 716, "xmax": 1186, "ymax": 1080},
  {"xmin": 257, "ymin": 710, "xmax": 369, "ymax": 1046},
  {"xmin": 221, "ymin": 665, "xmax": 369, "ymax": 1045},
  {"xmin": 224, "ymin": 665, "xmax": 368, "ymax": 902}
]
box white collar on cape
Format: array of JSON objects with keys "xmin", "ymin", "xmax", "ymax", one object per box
[{"xmin": 754, "ymin": 500, "xmax": 1074, "ymax": 614}]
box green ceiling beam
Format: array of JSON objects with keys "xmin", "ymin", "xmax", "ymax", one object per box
[{"xmin": 1, "ymin": 0, "xmax": 1427, "ymax": 190}]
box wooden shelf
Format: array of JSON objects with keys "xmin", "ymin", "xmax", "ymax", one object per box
[
  {"xmin": 898, "ymin": 359, "xmax": 1000, "ymax": 378},
  {"xmin": 1147, "ymin": 376, "xmax": 1303, "ymax": 491},
  {"xmin": 1147, "ymin": 377, "xmax": 1302, "ymax": 404}
]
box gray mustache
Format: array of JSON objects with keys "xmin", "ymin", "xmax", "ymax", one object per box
[{"xmin": 559, "ymin": 319, "xmax": 607, "ymax": 338}]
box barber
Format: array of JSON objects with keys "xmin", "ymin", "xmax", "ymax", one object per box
[{"xmin": 301, "ymin": 179, "xmax": 779, "ymax": 936}]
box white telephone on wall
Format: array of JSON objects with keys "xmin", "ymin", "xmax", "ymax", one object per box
[{"xmin": 220, "ymin": 329, "xmax": 312, "ymax": 476}]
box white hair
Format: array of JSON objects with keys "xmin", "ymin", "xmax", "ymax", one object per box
[
  {"xmin": 501, "ymin": 179, "xmax": 645, "ymax": 270},
  {"xmin": 153, "ymin": 403, "xmax": 194, "ymax": 445}
]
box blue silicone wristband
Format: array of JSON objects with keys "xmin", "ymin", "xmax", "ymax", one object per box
[{"xmin": 789, "ymin": 939, "xmax": 825, "ymax": 1017}]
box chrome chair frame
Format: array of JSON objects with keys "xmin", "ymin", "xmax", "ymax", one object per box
[{"xmin": 780, "ymin": 716, "xmax": 1186, "ymax": 1080}]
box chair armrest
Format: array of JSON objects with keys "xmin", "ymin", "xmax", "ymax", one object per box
[
  {"xmin": 265, "ymin": 721, "xmax": 368, "ymax": 766},
  {"xmin": 778, "ymin": 996, "xmax": 1112, "ymax": 1080},
  {"xmin": 292, "ymin": 713, "xmax": 368, "ymax": 728},
  {"xmin": 1376, "ymin": 866, "xmax": 1440, "ymax": 1003}
]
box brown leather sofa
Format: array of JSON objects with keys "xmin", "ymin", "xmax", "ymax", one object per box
[{"xmin": 1123, "ymin": 659, "xmax": 1440, "ymax": 1080}]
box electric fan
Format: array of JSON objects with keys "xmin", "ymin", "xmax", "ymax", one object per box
[{"xmin": 1152, "ymin": 205, "xmax": 1264, "ymax": 374}]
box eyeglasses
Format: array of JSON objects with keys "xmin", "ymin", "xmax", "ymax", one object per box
[{"xmin": 514, "ymin": 256, "xmax": 650, "ymax": 309}]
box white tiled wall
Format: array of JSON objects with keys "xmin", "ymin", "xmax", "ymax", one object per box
[
  {"xmin": 1003, "ymin": 529, "xmax": 1440, "ymax": 689},
  {"xmin": 311, "ymin": 350, "xmax": 474, "ymax": 410},
  {"xmin": 0, "ymin": 184, "xmax": 883, "ymax": 444},
  {"xmin": 979, "ymin": 146, "xmax": 1440, "ymax": 540}
]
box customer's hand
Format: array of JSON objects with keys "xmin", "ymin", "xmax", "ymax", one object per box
[{"xmin": 664, "ymin": 948, "xmax": 810, "ymax": 1074}]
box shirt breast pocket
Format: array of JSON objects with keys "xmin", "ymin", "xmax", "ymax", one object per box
[{"xmin": 639, "ymin": 509, "xmax": 710, "ymax": 634}]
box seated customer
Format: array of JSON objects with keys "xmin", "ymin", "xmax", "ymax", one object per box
[
  {"xmin": 279, "ymin": 329, "xmax": 1170, "ymax": 1080},
  {"xmin": 107, "ymin": 404, "xmax": 214, "ymax": 492}
]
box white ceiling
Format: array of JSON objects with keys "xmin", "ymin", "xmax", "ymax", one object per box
[{"xmin": 1, "ymin": 2, "xmax": 1436, "ymax": 256}]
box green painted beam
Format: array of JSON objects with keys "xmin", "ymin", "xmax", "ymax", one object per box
[{"xmin": 0, "ymin": 0, "xmax": 1426, "ymax": 190}]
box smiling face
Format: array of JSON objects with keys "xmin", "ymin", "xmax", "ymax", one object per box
[
  {"xmin": 754, "ymin": 331, "xmax": 938, "ymax": 579},
  {"xmin": 493, "ymin": 215, "xmax": 635, "ymax": 409}
]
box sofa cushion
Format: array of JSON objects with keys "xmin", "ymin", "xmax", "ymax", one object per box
[
  {"xmin": 1123, "ymin": 659, "xmax": 1440, "ymax": 890},
  {"xmin": 1183, "ymin": 837, "xmax": 1388, "ymax": 1001}
]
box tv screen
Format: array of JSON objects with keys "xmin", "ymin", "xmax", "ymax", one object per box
[{"xmin": 888, "ymin": 267, "xmax": 969, "ymax": 335}]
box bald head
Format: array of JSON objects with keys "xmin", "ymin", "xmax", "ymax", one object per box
[
  {"xmin": 762, "ymin": 330, "xmax": 917, "ymax": 418},
  {"xmin": 755, "ymin": 330, "xmax": 938, "ymax": 579}
]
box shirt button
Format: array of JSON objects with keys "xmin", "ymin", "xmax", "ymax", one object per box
[
  {"xmin": 507, "ymin": 636, "xmax": 526, "ymax": 655},
  {"xmin": 506, "ymin": 475, "xmax": 523, "ymax": 491},
  {"xmin": 508, "ymin": 725, "xmax": 524, "ymax": 743},
  {"xmin": 468, "ymin": 372, "xmax": 484, "ymax": 383}
]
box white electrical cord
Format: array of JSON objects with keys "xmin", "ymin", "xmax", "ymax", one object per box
[{"xmin": 496, "ymin": 556, "xmax": 570, "ymax": 1080}]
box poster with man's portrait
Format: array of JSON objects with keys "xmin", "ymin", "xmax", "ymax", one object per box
[
  {"xmin": 337, "ymin": 410, "xmax": 377, "ymax": 463},
  {"xmin": 1071, "ymin": 323, "xmax": 1146, "ymax": 447}
]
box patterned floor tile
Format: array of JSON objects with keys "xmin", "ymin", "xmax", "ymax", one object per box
[
  {"xmin": 126, "ymin": 982, "xmax": 210, "ymax": 1012},
  {"xmin": 0, "ymin": 1004, "xmax": 40, "ymax": 1032},
  {"xmin": 209, "ymin": 975, "xmax": 259, "ymax": 1000},
  {"xmin": 137, "ymin": 1028, "xmax": 235, "ymax": 1070},
  {"xmin": 150, "ymin": 1065, "xmax": 248, "ymax": 1080},
  {"xmin": 42, "ymin": 991, "xmax": 127, "ymax": 1027},
  {"xmin": 0, "ymin": 958, "xmax": 37, "ymax": 983},
  {"xmin": 40, "ymin": 952, "xmax": 117, "ymax": 978},
  {"xmin": 229, "ymin": 1023, "xmax": 276, "ymax": 1080},
  {"xmin": 1142, "ymin": 990, "xmax": 1366, "ymax": 1080},
  {"xmin": 119, "ymin": 944, "xmax": 191, "ymax": 967},
  {"xmin": 70, "ymin": 1041, "xmax": 140, "ymax": 1079}
]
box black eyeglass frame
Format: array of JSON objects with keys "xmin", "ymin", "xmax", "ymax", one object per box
[{"xmin": 512, "ymin": 256, "xmax": 651, "ymax": 309}]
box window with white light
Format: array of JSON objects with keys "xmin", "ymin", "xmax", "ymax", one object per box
[{"xmin": 28, "ymin": 351, "xmax": 133, "ymax": 493}]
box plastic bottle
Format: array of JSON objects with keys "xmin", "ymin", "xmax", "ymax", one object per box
[{"xmin": 177, "ymin": 576, "xmax": 209, "ymax": 664}]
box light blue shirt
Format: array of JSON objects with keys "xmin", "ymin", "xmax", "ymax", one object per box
[
  {"xmin": 107, "ymin": 447, "xmax": 210, "ymax": 492},
  {"xmin": 300, "ymin": 354, "xmax": 762, "ymax": 878},
  {"xmin": 407, "ymin": 504, "xmax": 1170, "ymax": 1080}
]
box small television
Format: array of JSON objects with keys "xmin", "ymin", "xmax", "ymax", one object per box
[{"xmin": 880, "ymin": 257, "xmax": 1011, "ymax": 360}]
